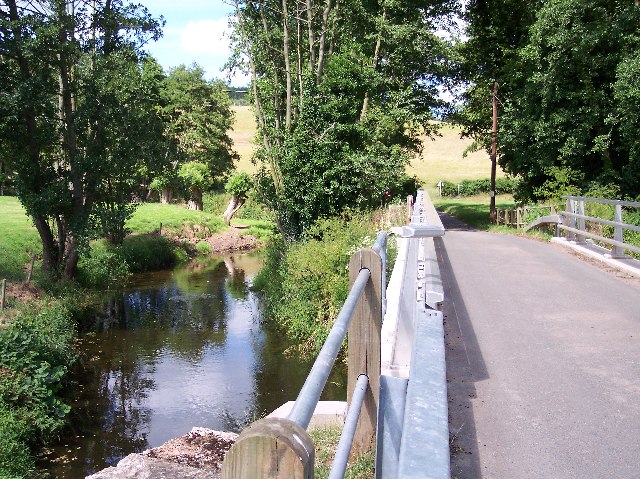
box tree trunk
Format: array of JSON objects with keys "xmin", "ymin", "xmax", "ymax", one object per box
[
  {"xmin": 305, "ymin": 0, "xmax": 316, "ymax": 73},
  {"xmin": 161, "ymin": 187, "xmax": 172, "ymax": 204},
  {"xmin": 282, "ymin": 0, "xmax": 293, "ymax": 129},
  {"xmin": 33, "ymin": 216, "xmax": 59, "ymax": 272},
  {"xmin": 187, "ymin": 186, "xmax": 203, "ymax": 211},
  {"xmin": 222, "ymin": 194, "xmax": 246, "ymax": 226},
  {"xmin": 360, "ymin": 6, "xmax": 386, "ymax": 121},
  {"xmin": 316, "ymin": 0, "xmax": 334, "ymax": 81}
]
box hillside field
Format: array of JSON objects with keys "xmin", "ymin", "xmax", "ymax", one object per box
[{"xmin": 228, "ymin": 107, "xmax": 505, "ymax": 189}]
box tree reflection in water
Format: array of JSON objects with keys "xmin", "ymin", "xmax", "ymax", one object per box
[{"xmin": 44, "ymin": 254, "xmax": 345, "ymax": 479}]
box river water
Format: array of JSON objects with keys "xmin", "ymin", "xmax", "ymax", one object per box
[{"xmin": 44, "ymin": 254, "xmax": 346, "ymax": 478}]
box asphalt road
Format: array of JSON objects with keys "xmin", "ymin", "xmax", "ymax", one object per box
[{"xmin": 437, "ymin": 215, "xmax": 640, "ymax": 479}]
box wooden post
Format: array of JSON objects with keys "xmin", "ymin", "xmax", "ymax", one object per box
[
  {"xmin": 1, "ymin": 279, "xmax": 6, "ymax": 311},
  {"xmin": 26, "ymin": 254, "xmax": 36, "ymax": 283},
  {"xmin": 490, "ymin": 82, "xmax": 499, "ymax": 224},
  {"xmin": 406, "ymin": 195, "xmax": 414, "ymax": 223},
  {"xmin": 612, "ymin": 204, "xmax": 625, "ymax": 258},
  {"xmin": 565, "ymin": 198, "xmax": 576, "ymax": 241},
  {"xmin": 221, "ymin": 417, "xmax": 314, "ymax": 478},
  {"xmin": 517, "ymin": 208, "xmax": 522, "ymax": 229},
  {"xmin": 159, "ymin": 222, "xmax": 162, "ymax": 236},
  {"xmin": 348, "ymin": 248, "xmax": 382, "ymax": 455}
]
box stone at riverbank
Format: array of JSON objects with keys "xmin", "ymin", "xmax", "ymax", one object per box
[{"xmin": 86, "ymin": 428, "xmax": 237, "ymax": 479}]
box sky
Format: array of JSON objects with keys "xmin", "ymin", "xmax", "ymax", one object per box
[{"xmin": 141, "ymin": 0, "xmax": 250, "ymax": 86}]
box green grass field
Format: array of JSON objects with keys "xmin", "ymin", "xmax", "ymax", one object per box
[{"xmin": 0, "ymin": 197, "xmax": 40, "ymax": 281}]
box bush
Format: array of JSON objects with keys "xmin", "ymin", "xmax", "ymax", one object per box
[
  {"xmin": 0, "ymin": 302, "xmax": 76, "ymax": 479},
  {"xmin": 0, "ymin": 404, "xmax": 35, "ymax": 479},
  {"xmin": 254, "ymin": 214, "xmax": 385, "ymax": 355},
  {"xmin": 195, "ymin": 240, "xmax": 212, "ymax": 255},
  {"xmin": 437, "ymin": 178, "xmax": 518, "ymax": 197},
  {"xmin": 78, "ymin": 236, "xmax": 178, "ymax": 287}
]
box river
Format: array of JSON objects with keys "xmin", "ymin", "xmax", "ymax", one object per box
[{"xmin": 43, "ymin": 253, "xmax": 346, "ymax": 478}]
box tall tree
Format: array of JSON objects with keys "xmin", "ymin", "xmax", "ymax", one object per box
[
  {"xmin": 0, "ymin": 0, "xmax": 162, "ymax": 278},
  {"xmin": 457, "ymin": 0, "xmax": 640, "ymax": 202},
  {"xmin": 228, "ymin": 0, "xmax": 457, "ymax": 237},
  {"xmin": 151, "ymin": 64, "xmax": 238, "ymax": 205}
]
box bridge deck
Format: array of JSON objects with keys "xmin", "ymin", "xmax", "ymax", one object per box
[{"xmin": 438, "ymin": 213, "xmax": 640, "ymax": 479}]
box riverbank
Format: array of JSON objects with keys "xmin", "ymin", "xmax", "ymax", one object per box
[{"xmin": 0, "ymin": 196, "xmax": 272, "ymax": 479}]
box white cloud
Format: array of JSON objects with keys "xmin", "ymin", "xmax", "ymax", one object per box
[{"xmin": 180, "ymin": 18, "xmax": 231, "ymax": 56}]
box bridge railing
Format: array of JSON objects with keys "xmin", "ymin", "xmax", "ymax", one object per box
[
  {"xmin": 221, "ymin": 189, "xmax": 447, "ymax": 478},
  {"xmin": 559, "ymin": 196, "xmax": 640, "ymax": 258},
  {"xmin": 221, "ymin": 232, "xmax": 386, "ymax": 478}
]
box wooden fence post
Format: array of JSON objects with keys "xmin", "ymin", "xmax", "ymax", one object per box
[
  {"xmin": 348, "ymin": 248, "xmax": 382, "ymax": 455},
  {"xmin": 1, "ymin": 279, "xmax": 6, "ymax": 311},
  {"xmin": 221, "ymin": 418, "xmax": 314, "ymax": 479},
  {"xmin": 565, "ymin": 198, "xmax": 576, "ymax": 241}
]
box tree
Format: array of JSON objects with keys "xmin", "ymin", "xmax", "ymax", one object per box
[
  {"xmin": 155, "ymin": 64, "xmax": 238, "ymax": 204},
  {"xmin": 457, "ymin": 0, "xmax": 640, "ymax": 202},
  {"xmin": 228, "ymin": 0, "xmax": 455, "ymax": 237},
  {"xmin": 0, "ymin": 0, "xmax": 162, "ymax": 277},
  {"xmin": 222, "ymin": 171, "xmax": 252, "ymax": 225},
  {"xmin": 178, "ymin": 161, "xmax": 212, "ymax": 211}
]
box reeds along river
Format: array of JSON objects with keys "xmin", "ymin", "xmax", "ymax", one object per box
[{"xmin": 43, "ymin": 253, "xmax": 346, "ymax": 479}]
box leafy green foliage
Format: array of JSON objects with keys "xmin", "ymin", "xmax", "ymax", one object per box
[
  {"xmin": 0, "ymin": 302, "xmax": 77, "ymax": 479},
  {"xmin": 225, "ymin": 172, "xmax": 253, "ymax": 199},
  {"xmin": 77, "ymin": 236, "xmax": 177, "ymax": 287},
  {"xmin": 230, "ymin": 0, "xmax": 453, "ymax": 238},
  {"xmin": 254, "ymin": 214, "xmax": 381, "ymax": 355},
  {"xmin": 0, "ymin": 403, "xmax": 35, "ymax": 479},
  {"xmin": 456, "ymin": 0, "xmax": 640, "ymax": 202},
  {"xmin": 437, "ymin": 178, "xmax": 518, "ymax": 197}
]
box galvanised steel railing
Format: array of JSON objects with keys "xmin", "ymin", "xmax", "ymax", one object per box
[
  {"xmin": 221, "ymin": 231, "xmax": 386, "ymax": 478},
  {"xmin": 560, "ymin": 196, "xmax": 640, "ymax": 258}
]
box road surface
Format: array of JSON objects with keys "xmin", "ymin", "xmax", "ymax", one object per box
[{"xmin": 438, "ymin": 214, "xmax": 640, "ymax": 479}]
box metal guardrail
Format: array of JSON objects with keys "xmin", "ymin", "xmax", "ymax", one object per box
[
  {"xmin": 221, "ymin": 189, "xmax": 448, "ymax": 478},
  {"xmin": 559, "ymin": 196, "xmax": 640, "ymax": 258},
  {"xmin": 221, "ymin": 227, "xmax": 385, "ymax": 478}
]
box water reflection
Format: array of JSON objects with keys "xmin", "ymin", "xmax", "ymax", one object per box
[{"xmin": 45, "ymin": 254, "xmax": 346, "ymax": 478}]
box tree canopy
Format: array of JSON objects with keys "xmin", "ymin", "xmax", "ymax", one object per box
[
  {"xmin": 228, "ymin": 0, "xmax": 457, "ymax": 237},
  {"xmin": 455, "ymin": 0, "xmax": 640, "ymax": 202}
]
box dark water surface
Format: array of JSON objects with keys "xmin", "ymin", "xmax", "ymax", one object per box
[{"xmin": 44, "ymin": 254, "xmax": 346, "ymax": 478}]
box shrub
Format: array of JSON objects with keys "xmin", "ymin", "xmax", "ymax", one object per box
[
  {"xmin": 195, "ymin": 240, "xmax": 212, "ymax": 255},
  {"xmin": 255, "ymin": 214, "xmax": 382, "ymax": 355},
  {"xmin": 119, "ymin": 236, "xmax": 177, "ymax": 273},
  {"xmin": 0, "ymin": 404, "xmax": 35, "ymax": 479},
  {"xmin": 436, "ymin": 178, "xmax": 518, "ymax": 197}
]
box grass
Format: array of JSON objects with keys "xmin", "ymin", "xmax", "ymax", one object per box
[
  {"xmin": 409, "ymin": 123, "xmax": 506, "ymax": 188},
  {"xmin": 230, "ymin": 105, "xmax": 258, "ymax": 174},
  {"xmin": 434, "ymin": 194, "xmax": 515, "ymax": 230},
  {"xmin": 310, "ymin": 426, "xmax": 375, "ymax": 479},
  {"xmin": 127, "ymin": 203, "xmax": 226, "ymax": 235},
  {"xmin": 0, "ymin": 197, "xmax": 40, "ymax": 281}
]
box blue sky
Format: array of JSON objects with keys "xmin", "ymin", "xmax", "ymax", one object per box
[{"xmin": 141, "ymin": 0, "xmax": 249, "ymax": 86}]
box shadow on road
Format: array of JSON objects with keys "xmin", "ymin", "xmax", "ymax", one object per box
[{"xmin": 435, "ymin": 235, "xmax": 487, "ymax": 479}]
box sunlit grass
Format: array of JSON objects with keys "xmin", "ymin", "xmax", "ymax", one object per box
[
  {"xmin": 310, "ymin": 426, "xmax": 374, "ymax": 479},
  {"xmin": 434, "ymin": 194, "xmax": 515, "ymax": 230},
  {"xmin": 0, "ymin": 196, "xmax": 40, "ymax": 281},
  {"xmin": 230, "ymin": 105, "xmax": 258, "ymax": 174},
  {"xmin": 409, "ymin": 123, "xmax": 506, "ymax": 187},
  {"xmin": 126, "ymin": 203, "xmax": 225, "ymax": 235}
]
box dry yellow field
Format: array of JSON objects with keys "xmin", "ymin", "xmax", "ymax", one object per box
[
  {"xmin": 227, "ymin": 108, "xmax": 505, "ymax": 186},
  {"xmin": 230, "ymin": 105, "xmax": 258, "ymax": 173},
  {"xmin": 409, "ymin": 123, "xmax": 505, "ymax": 188}
]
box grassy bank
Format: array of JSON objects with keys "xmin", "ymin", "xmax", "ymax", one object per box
[{"xmin": 254, "ymin": 211, "xmax": 400, "ymax": 356}]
